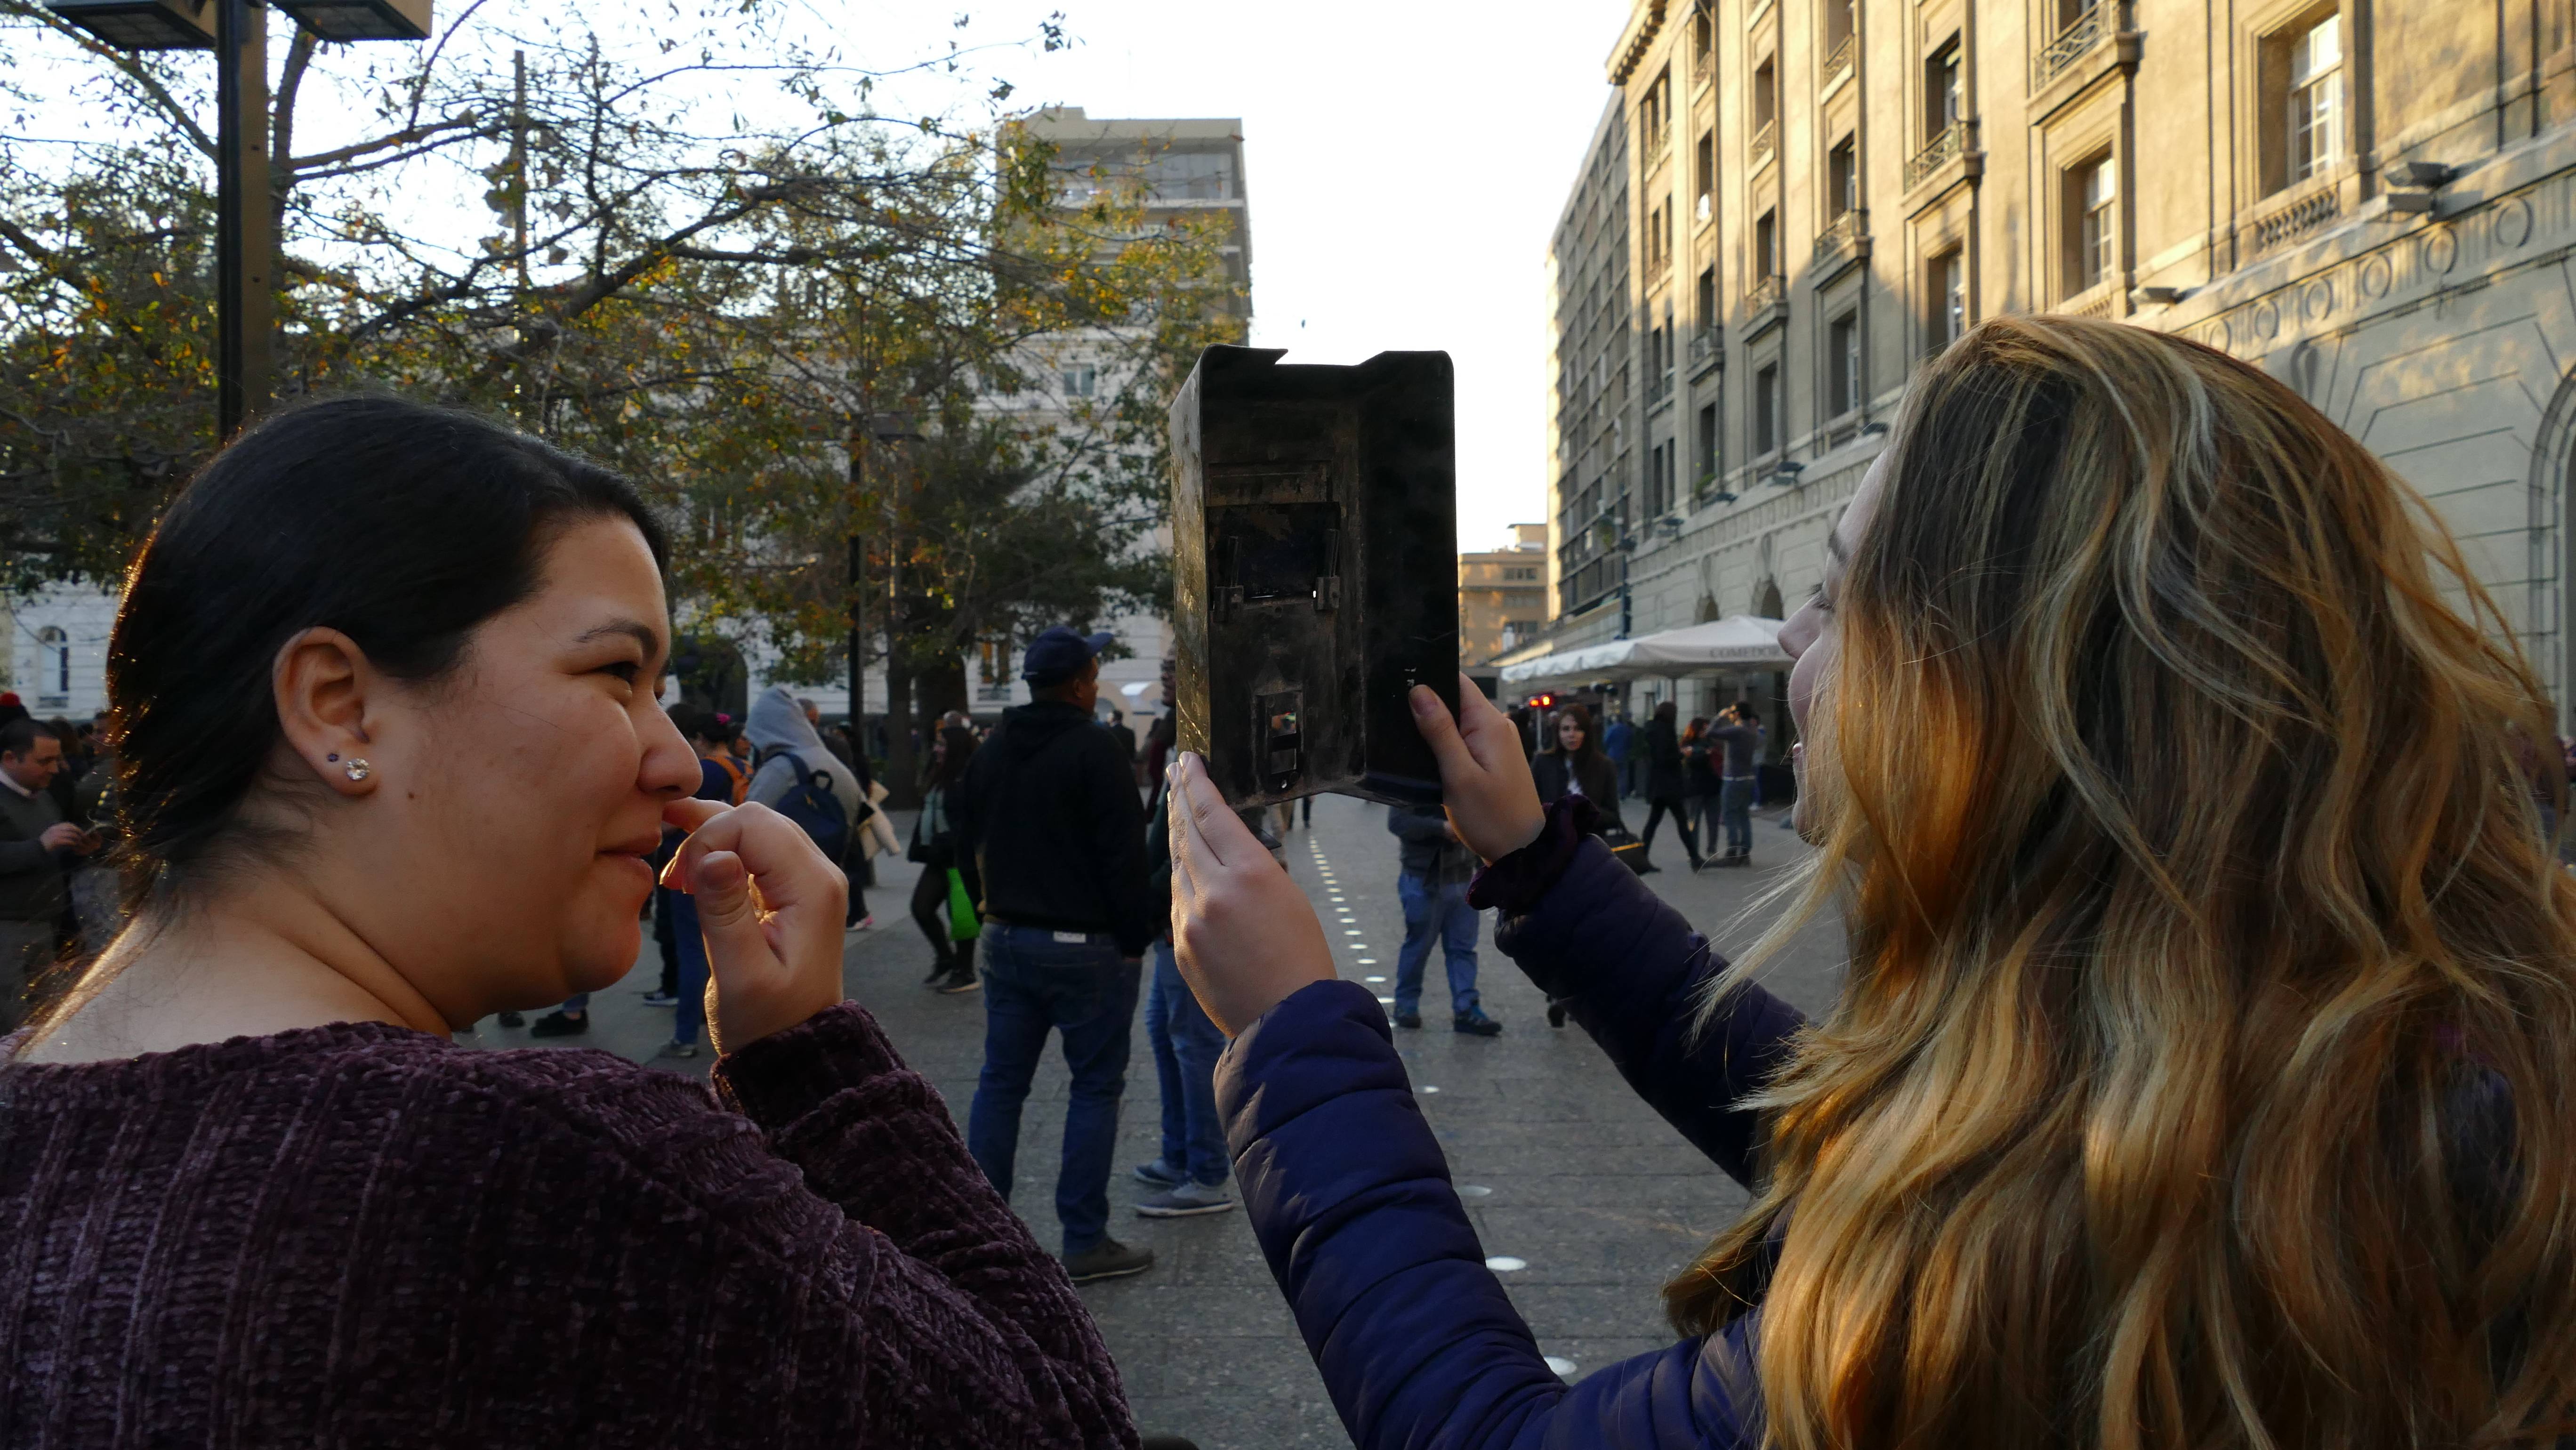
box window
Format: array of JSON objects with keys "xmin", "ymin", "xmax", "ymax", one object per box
[
  {"xmin": 1504, "ymin": 566, "xmax": 1540, "ymax": 581},
  {"xmin": 1926, "ymin": 37, "xmax": 1962, "ymax": 136},
  {"xmin": 1641, "ymin": 66, "xmax": 1671, "ymax": 157},
  {"xmin": 1755, "ymin": 363, "xmax": 1781, "ymax": 454},
  {"xmin": 1828, "ymin": 312, "xmax": 1862, "ymax": 416},
  {"xmin": 2057, "ymin": 0, "xmax": 2099, "ymax": 28},
  {"xmin": 2287, "ymin": 12, "xmax": 2342, "ymax": 184},
  {"xmin": 39, "ymin": 627, "xmax": 68, "ymax": 696},
  {"xmin": 1647, "ymin": 200, "xmax": 1670, "ymax": 272},
  {"xmin": 1755, "ymin": 209, "xmax": 1779, "ymax": 279},
  {"xmin": 1696, "ymin": 266, "xmax": 1717, "ymax": 331},
  {"xmin": 1695, "ymin": 402, "xmax": 1720, "ymax": 495},
  {"xmin": 1823, "ymin": 0, "xmax": 1854, "ymax": 50},
  {"xmin": 1691, "ymin": 7, "xmax": 1713, "ymax": 74},
  {"xmin": 1827, "ymin": 137, "xmax": 1858, "ymax": 217},
  {"xmin": 2067, "ymin": 155, "xmax": 2115, "ymax": 294},
  {"xmin": 1061, "ymin": 363, "xmax": 1097, "ymax": 397},
  {"xmin": 1752, "ymin": 58, "xmax": 1778, "ymax": 133},
  {"xmin": 1928, "ymin": 250, "xmax": 1967, "ymax": 351},
  {"xmin": 1695, "ymin": 130, "xmax": 1715, "ymax": 222}
]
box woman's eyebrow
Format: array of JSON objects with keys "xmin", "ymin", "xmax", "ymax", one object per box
[{"xmin": 577, "ymin": 620, "xmax": 666, "ymax": 661}]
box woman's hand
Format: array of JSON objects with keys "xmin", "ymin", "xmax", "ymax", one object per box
[
  {"xmin": 660, "ymin": 798, "xmax": 848, "ymax": 1055},
  {"xmin": 1167, "ymin": 752, "xmax": 1336, "ymax": 1036},
  {"xmin": 1411, "ymin": 675, "xmax": 1547, "ymax": 862}
]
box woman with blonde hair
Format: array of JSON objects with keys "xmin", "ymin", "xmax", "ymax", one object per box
[{"xmin": 1164, "ymin": 314, "xmax": 2576, "ymax": 1449}]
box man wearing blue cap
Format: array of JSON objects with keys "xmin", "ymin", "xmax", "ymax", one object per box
[{"xmin": 955, "ymin": 625, "xmax": 1160, "ymax": 1283}]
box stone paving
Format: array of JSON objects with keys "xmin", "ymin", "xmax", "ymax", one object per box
[{"xmin": 455, "ymin": 789, "xmax": 1846, "ymax": 1450}]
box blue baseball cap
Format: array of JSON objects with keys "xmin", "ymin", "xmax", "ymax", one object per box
[{"xmin": 1022, "ymin": 626, "xmax": 1115, "ymax": 686}]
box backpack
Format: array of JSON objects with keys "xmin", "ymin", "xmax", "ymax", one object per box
[{"xmin": 764, "ymin": 750, "xmax": 852, "ymax": 866}]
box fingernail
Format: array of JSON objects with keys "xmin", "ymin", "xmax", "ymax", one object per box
[
  {"xmin": 1410, "ymin": 687, "xmax": 1435, "ymax": 715},
  {"xmin": 699, "ymin": 851, "xmax": 744, "ymax": 893}
]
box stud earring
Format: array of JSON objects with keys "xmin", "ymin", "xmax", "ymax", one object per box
[
  {"xmin": 343, "ymin": 758, "xmax": 372, "ymax": 782},
  {"xmin": 327, "ymin": 753, "xmax": 339, "ymax": 762}
]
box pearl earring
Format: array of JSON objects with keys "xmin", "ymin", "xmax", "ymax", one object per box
[{"xmin": 343, "ymin": 758, "xmax": 372, "ymax": 782}]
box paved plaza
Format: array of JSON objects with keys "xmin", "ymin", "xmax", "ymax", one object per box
[{"xmin": 458, "ymin": 789, "xmax": 1845, "ymax": 1449}]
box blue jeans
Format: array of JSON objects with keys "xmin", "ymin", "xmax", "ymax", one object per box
[
  {"xmin": 1720, "ymin": 778, "xmax": 1756, "ymax": 855},
  {"xmin": 1394, "ymin": 871, "xmax": 1481, "ymax": 1018},
  {"xmin": 669, "ymin": 890, "xmax": 708, "ymax": 1046},
  {"xmin": 1144, "ymin": 940, "xmax": 1228, "ymax": 1187},
  {"xmin": 967, "ymin": 925, "xmax": 1141, "ymax": 1256}
]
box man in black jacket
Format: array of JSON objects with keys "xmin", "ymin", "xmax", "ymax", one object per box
[
  {"xmin": 1387, "ymin": 801, "xmax": 1503, "ymax": 1036},
  {"xmin": 1638, "ymin": 700, "xmax": 1704, "ymax": 873},
  {"xmin": 955, "ymin": 626, "xmax": 1159, "ymax": 1284}
]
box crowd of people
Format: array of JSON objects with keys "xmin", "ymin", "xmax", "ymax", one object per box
[
  {"xmin": 0, "ymin": 697, "xmax": 119, "ymax": 1026},
  {"xmin": 3, "ymin": 310, "xmax": 2576, "ymax": 1450}
]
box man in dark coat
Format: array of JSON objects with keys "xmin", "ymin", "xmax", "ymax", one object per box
[{"xmin": 1638, "ymin": 700, "xmax": 1703, "ymax": 872}]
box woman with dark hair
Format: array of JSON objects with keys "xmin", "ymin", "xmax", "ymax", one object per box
[
  {"xmin": 0, "ymin": 397, "xmax": 1136, "ymax": 1447},
  {"xmin": 1163, "ymin": 314, "xmax": 2576, "ymax": 1449},
  {"xmin": 1529, "ymin": 701, "xmax": 1619, "ymax": 824},
  {"xmin": 909, "ymin": 724, "xmax": 983, "ymax": 994}
]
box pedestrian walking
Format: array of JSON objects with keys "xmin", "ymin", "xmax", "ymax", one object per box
[
  {"xmin": 1129, "ymin": 765, "xmax": 1236, "ymax": 1219},
  {"xmin": 1636, "ymin": 700, "xmax": 1704, "ymax": 873},
  {"xmin": 1602, "ymin": 707, "xmax": 1636, "ymax": 798},
  {"xmin": 908, "ymin": 725, "xmax": 983, "ymax": 994},
  {"xmin": 0, "ymin": 719, "xmax": 98, "ymax": 1028},
  {"xmin": 956, "ymin": 625, "xmax": 1160, "ymax": 1284},
  {"xmin": 1679, "ymin": 715, "xmax": 1718, "ymax": 851},
  {"xmin": 1386, "ymin": 800, "xmax": 1500, "ymax": 1035},
  {"xmin": 0, "ymin": 396, "xmax": 1137, "ymax": 1446},
  {"xmin": 1709, "ymin": 702, "xmax": 1763, "ymax": 867},
  {"xmin": 744, "ymin": 685, "xmax": 868, "ymax": 929}
]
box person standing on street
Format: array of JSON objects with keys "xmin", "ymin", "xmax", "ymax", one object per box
[
  {"xmin": 908, "ymin": 725, "xmax": 983, "ymax": 994},
  {"xmin": 1637, "ymin": 700, "xmax": 1704, "ymax": 873},
  {"xmin": 1131, "ymin": 758, "xmax": 1237, "ymax": 1219},
  {"xmin": 956, "ymin": 626, "xmax": 1159, "ymax": 1284},
  {"xmin": 1707, "ymin": 702, "xmax": 1764, "ymax": 867},
  {"xmin": 1602, "ymin": 707, "xmax": 1636, "ymax": 798},
  {"xmin": 1387, "ymin": 800, "xmax": 1501, "ymax": 1036},
  {"xmin": 0, "ymin": 719, "xmax": 98, "ymax": 1028},
  {"xmin": 1107, "ymin": 709, "xmax": 1139, "ymax": 788}
]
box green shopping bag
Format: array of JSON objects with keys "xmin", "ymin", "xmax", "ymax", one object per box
[{"xmin": 945, "ymin": 868, "xmax": 980, "ymax": 941}]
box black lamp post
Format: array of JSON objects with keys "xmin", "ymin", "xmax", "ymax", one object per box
[
  {"xmin": 45, "ymin": 0, "xmax": 432, "ymax": 441},
  {"xmin": 846, "ymin": 409, "xmax": 921, "ymax": 736}
]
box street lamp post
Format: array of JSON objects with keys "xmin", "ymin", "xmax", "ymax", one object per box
[
  {"xmin": 846, "ymin": 408, "xmax": 921, "ymax": 747},
  {"xmin": 46, "ymin": 0, "xmax": 433, "ymax": 440}
]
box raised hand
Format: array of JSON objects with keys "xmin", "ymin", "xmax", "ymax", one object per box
[
  {"xmin": 1167, "ymin": 752, "xmax": 1336, "ymax": 1036},
  {"xmin": 659, "ymin": 798, "xmax": 848, "ymax": 1055},
  {"xmin": 1410, "ymin": 674, "xmax": 1547, "ymax": 862}
]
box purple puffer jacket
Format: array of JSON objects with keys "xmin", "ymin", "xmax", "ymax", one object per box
[{"xmin": 1216, "ymin": 805, "xmax": 1805, "ymax": 1449}]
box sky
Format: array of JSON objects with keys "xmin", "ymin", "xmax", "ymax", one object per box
[{"xmin": 800, "ymin": 0, "xmax": 1627, "ymax": 551}]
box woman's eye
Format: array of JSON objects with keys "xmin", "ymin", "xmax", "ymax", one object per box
[{"xmin": 600, "ymin": 661, "xmax": 640, "ymax": 683}]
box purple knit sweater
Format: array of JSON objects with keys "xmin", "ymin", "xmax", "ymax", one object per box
[{"xmin": 0, "ymin": 1002, "xmax": 1138, "ymax": 1448}]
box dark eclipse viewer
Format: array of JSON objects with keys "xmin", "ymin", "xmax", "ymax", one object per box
[{"xmin": 0, "ymin": 397, "xmax": 1140, "ymax": 1448}]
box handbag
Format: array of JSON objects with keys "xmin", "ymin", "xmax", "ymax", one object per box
[
  {"xmin": 945, "ymin": 868, "xmax": 980, "ymax": 941},
  {"xmin": 1596, "ymin": 822, "xmax": 1650, "ymax": 875}
]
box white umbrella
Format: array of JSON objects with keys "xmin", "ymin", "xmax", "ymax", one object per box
[{"xmin": 1498, "ymin": 615, "xmax": 1790, "ymax": 687}]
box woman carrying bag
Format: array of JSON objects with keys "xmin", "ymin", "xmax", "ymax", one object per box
[{"xmin": 910, "ymin": 725, "xmax": 983, "ymax": 994}]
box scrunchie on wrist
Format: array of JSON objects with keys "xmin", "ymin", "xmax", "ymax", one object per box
[{"xmin": 1466, "ymin": 793, "xmax": 1601, "ymax": 916}]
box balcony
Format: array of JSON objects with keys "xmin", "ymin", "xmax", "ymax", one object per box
[
  {"xmin": 1743, "ymin": 273, "xmax": 1788, "ymax": 339},
  {"xmin": 1813, "ymin": 208, "xmax": 1871, "ymax": 285},
  {"xmin": 1903, "ymin": 119, "xmax": 1981, "ymax": 196},
  {"xmin": 2246, "ymin": 178, "xmax": 2342, "ymax": 255},
  {"xmin": 1819, "ymin": 31, "xmax": 1856, "ymax": 91},
  {"xmin": 2032, "ymin": 4, "xmax": 2107, "ymax": 90},
  {"xmin": 1687, "ymin": 326, "xmax": 1723, "ymax": 378},
  {"xmin": 1749, "ymin": 120, "xmax": 1777, "ymax": 173},
  {"xmin": 1647, "ymin": 369, "xmax": 1675, "ymax": 411}
]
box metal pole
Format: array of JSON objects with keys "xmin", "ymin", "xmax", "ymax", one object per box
[
  {"xmin": 214, "ymin": 0, "xmax": 273, "ymax": 439},
  {"xmin": 846, "ymin": 426, "xmax": 864, "ymax": 733}
]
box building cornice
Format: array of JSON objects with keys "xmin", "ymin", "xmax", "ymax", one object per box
[{"xmin": 1607, "ymin": 0, "xmax": 1669, "ymax": 86}]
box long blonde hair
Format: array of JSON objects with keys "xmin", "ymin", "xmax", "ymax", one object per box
[{"xmin": 1669, "ymin": 315, "xmax": 2576, "ymax": 1450}]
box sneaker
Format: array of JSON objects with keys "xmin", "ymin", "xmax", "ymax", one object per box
[
  {"xmin": 496, "ymin": 1011, "xmax": 525, "ymax": 1028},
  {"xmin": 1546, "ymin": 1003, "xmax": 1568, "ymax": 1028},
  {"xmin": 1132, "ymin": 1158, "xmax": 1186, "ymax": 1188},
  {"xmin": 935, "ymin": 968, "xmax": 981, "ymax": 995},
  {"xmin": 529, "ymin": 1010, "xmax": 588, "ymax": 1038},
  {"xmin": 1453, "ymin": 1010, "xmax": 1503, "ymax": 1037},
  {"xmin": 1063, "ymin": 1237, "xmax": 1155, "ymax": 1283},
  {"xmin": 1392, "ymin": 1010, "xmax": 1422, "ymax": 1030},
  {"xmin": 638, "ymin": 991, "xmax": 678, "ymax": 1007},
  {"xmin": 657, "ymin": 1040, "xmax": 700, "ymax": 1059},
  {"xmin": 921, "ymin": 961, "xmax": 951, "ymax": 985},
  {"xmin": 1135, "ymin": 1180, "xmax": 1234, "ymax": 1218}
]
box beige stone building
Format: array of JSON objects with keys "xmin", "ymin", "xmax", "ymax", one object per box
[
  {"xmin": 1459, "ymin": 524, "xmax": 1552, "ymax": 665},
  {"xmin": 1529, "ymin": 0, "xmax": 2576, "ymax": 734}
]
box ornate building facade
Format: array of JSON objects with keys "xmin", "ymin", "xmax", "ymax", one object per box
[{"xmin": 1533, "ymin": 0, "xmax": 2576, "ymax": 731}]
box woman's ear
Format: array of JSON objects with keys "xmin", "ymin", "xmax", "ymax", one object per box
[{"xmin": 273, "ymin": 628, "xmax": 384, "ymax": 797}]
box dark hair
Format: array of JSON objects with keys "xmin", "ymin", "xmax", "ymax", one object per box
[
  {"xmin": 0, "ymin": 718, "xmax": 44, "ymax": 759},
  {"xmin": 1546, "ymin": 702, "xmax": 1602, "ymax": 763},
  {"xmin": 666, "ymin": 701, "xmax": 709, "ymax": 745},
  {"xmin": 927, "ymin": 725, "xmax": 979, "ymax": 789},
  {"xmin": 112, "ymin": 395, "xmax": 668, "ymax": 906}
]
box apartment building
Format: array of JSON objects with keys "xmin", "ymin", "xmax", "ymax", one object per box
[
  {"xmin": 1532, "ymin": 0, "xmax": 2576, "ymax": 728},
  {"xmin": 1459, "ymin": 524, "xmax": 1552, "ymax": 664}
]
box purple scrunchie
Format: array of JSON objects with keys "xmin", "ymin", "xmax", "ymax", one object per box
[{"xmin": 1465, "ymin": 793, "xmax": 1603, "ymax": 916}]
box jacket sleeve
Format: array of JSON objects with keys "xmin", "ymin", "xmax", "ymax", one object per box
[
  {"xmin": 1387, "ymin": 806, "xmax": 1451, "ymax": 845},
  {"xmin": 743, "ymin": 758, "xmax": 791, "ymax": 810},
  {"xmin": 1492, "ymin": 838, "xmax": 1804, "ymax": 1184},
  {"xmin": 1219, "ymin": 981, "xmax": 1755, "ymax": 1450},
  {"xmin": 499, "ymin": 1003, "xmax": 1137, "ymax": 1446},
  {"xmin": 1088, "ymin": 734, "xmax": 1156, "ymax": 958}
]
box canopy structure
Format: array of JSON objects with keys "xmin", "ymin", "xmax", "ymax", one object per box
[{"xmin": 1497, "ymin": 615, "xmax": 1790, "ymax": 688}]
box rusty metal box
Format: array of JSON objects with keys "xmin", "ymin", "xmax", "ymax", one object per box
[{"xmin": 1168, "ymin": 346, "xmax": 1459, "ymax": 807}]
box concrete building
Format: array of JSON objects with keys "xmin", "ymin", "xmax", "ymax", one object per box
[
  {"xmin": 1533, "ymin": 0, "xmax": 2576, "ymax": 737},
  {"xmin": 1459, "ymin": 524, "xmax": 1552, "ymax": 664}
]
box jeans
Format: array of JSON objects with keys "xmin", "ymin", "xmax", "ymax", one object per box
[
  {"xmin": 1144, "ymin": 940, "xmax": 1229, "ymax": 1187},
  {"xmin": 967, "ymin": 925, "xmax": 1141, "ymax": 1256},
  {"xmin": 558, "ymin": 993, "xmax": 590, "ymax": 1014},
  {"xmin": 669, "ymin": 889, "xmax": 708, "ymax": 1046},
  {"xmin": 1720, "ymin": 778, "xmax": 1756, "ymax": 855},
  {"xmin": 1394, "ymin": 871, "xmax": 1482, "ymax": 1017}
]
